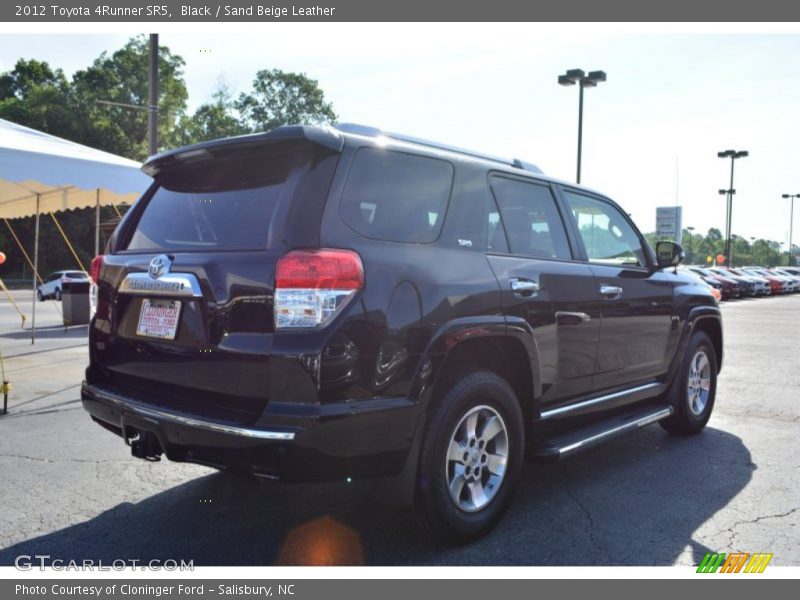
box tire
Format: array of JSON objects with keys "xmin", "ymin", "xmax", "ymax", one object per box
[
  {"xmin": 37, "ymin": 290, "xmax": 44, "ymax": 302},
  {"xmin": 660, "ymin": 331, "xmax": 717, "ymax": 435},
  {"xmin": 54, "ymin": 288, "xmax": 61, "ymax": 301},
  {"xmin": 415, "ymin": 370, "xmax": 524, "ymax": 543}
]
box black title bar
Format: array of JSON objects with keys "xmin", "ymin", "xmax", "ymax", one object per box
[{"xmin": 3, "ymin": 0, "xmax": 800, "ymax": 22}]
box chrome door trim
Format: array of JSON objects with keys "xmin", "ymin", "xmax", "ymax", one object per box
[{"xmin": 540, "ymin": 382, "xmax": 661, "ymax": 420}]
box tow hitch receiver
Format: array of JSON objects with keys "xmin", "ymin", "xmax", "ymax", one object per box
[{"xmin": 125, "ymin": 428, "xmax": 163, "ymax": 461}]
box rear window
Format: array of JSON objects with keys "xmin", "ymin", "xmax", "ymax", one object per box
[
  {"xmin": 65, "ymin": 271, "xmax": 88, "ymax": 279},
  {"xmin": 339, "ymin": 148, "xmax": 454, "ymax": 244},
  {"xmin": 126, "ymin": 148, "xmax": 304, "ymax": 252}
]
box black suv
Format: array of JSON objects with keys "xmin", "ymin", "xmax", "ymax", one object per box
[{"xmin": 83, "ymin": 124, "xmax": 723, "ymax": 541}]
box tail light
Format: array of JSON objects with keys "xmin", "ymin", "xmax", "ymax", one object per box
[
  {"xmin": 90, "ymin": 255, "xmax": 105, "ymax": 283},
  {"xmin": 275, "ymin": 249, "xmax": 363, "ymax": 329},
  {"xmin": 89, "ymin": 255, "xmax": 107, "ymax": 320}
]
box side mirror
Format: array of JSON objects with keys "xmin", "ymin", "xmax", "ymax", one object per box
[{"xmin": 656, "ymin": 241, "xmax": 685, "ymax": 269}]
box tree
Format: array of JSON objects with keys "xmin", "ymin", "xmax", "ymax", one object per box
[
  {"xmin": 0, "ymin": 59, "xmax": 78, "ymax": 140},
  {"xmin": 177, "ymin": 85, "xmax": 247, "ymax": 145},
  {"xmin": 71, "ymin": 35, "xmax": 188, "ymax": 160},
  {"xmin": 236, "ymin": 69, "xmax": 337, "ymax": 132}
]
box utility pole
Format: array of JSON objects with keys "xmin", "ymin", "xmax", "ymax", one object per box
[{"xmin": 149, "ymin": 33, "xmax": 159, "ymax": 156}]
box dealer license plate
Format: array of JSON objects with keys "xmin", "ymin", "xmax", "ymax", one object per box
[{"xmin": 136, "ymin": 299, "xmax": 181, "ymax": 340}]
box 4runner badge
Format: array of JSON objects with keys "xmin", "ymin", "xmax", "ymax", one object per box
[{"xmin": 148, "ymin": 255, "xmax": 171, "ymax": 279}]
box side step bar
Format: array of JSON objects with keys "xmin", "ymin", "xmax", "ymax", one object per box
[{"xmin": 533, "ymin": 405, "xmax": 673, "ymax": 459}]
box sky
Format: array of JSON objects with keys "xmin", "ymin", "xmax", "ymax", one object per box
[{"xmin": 0, "ymin": 25, "xmax": 798, "ymax": 245}]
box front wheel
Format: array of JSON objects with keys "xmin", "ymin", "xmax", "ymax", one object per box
[
  {"xmin": 415, "ymin": 370, "xmax": 524, "ymax": 543},
  {"xmin": 37, "ymin": 290, "xmax": 45, "ymax": 302},
  {"xmin": 660, "ymin": 331, "xmax": 717, "ymax": 435}
]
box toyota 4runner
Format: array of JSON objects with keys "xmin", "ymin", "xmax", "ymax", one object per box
[{"xmin": 83, "ymin": 124, "xmax": 722, "ymax": 541}]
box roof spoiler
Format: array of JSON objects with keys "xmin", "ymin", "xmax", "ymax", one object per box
[{"xmin": 142, "ymin": 125, "xmax": 344, "ymax": 177}]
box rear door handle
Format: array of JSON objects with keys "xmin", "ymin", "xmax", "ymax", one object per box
[
  {"xmin": 599, "ymin": 285, "xmax": 623, "ymax": 299},
  {"xmin": 510, "ymin": 278, "xmax": 540, "ymax": 296}
]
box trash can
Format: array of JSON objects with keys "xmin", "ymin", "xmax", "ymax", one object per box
[{"xmin": 62, "ymin": 279, "xmax": 91, "ymax": 327}]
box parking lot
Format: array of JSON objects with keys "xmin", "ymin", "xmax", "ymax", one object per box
[{"xmin": 0, "ymin": 290, "xmax": 797, "ymax": 566}]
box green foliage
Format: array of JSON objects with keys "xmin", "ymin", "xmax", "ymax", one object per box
[
  {"xmin": 0, "ymin": 59, "xmax": 79, "ymax": 140},
  {"xmin": 175, "ymin": 85, "xmax": 246, "ymax": 145},
  {"xmin": 72, "ymin": 35, "xmax": 188, "ymax": 160},
  {"xmin": 236, "ymin": 68, "xmax": 337, "ymax": 131},
  {"xmin": 0, "ymin": 37, "xmax": 338, "ymax": 279},
  {"xmin": 648, "ymin": 228, "xmax": 794, "ymax": 267},
  {"xmin": 581, "ymin": 224, "xmax": 637, "ymax": 262}
]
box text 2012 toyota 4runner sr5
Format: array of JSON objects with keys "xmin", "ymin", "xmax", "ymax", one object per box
[{"xmin": 83, "ymin": 124, "xmax": 722, "ymax": 541}]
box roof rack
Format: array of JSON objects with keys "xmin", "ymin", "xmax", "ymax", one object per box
[{"xmin": 335, "ymin": 123, "xmax": 542, "ymax": 174}]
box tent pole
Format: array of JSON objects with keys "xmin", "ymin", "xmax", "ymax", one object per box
[
  {"xmin": 95, "ymin": 189, "xmax": 100, "ymax": 257},
  {"xmin": 31, "ymin": 194, "xmax": 40, "ymax": 345}
]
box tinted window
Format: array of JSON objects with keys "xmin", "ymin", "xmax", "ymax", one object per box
[
  {"xmin": 489, "ymin": 177, "xmax": 571, "ymax": 260},
  {"xmin": 340, "ymin": 148, "xmax": 453, "ymax": 243},
  {"xmin": 487, "ymin": 194, "xmax": 509, "ymax": 253},
  {"xmin": 126, "ymin": 149, "xmax": 303, "ymax": 252},
  {"xmin": 563, "ymin": 191, "xmax": 647, "ymax": 268}
]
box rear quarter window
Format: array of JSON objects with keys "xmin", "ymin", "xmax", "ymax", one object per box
[{"xmin": 339, "ymin": 147, "xmax": 454, "ymax": 244}]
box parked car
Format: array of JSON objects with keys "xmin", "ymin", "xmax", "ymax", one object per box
[
  {"xmin": 708, "ymin": 267, "xmax": 757, "ymax": 297},
  {"xmin": 742, "ymin": 267, "xmax": 789, "ymax": 294},
  {"xmin": 686, "ymin": 266, "xmax": 740, "ymax": 300},
  {"xmin": 722, "ymin": 267, "xmax": 772, "ymax": 296},
  {"xmin": 770, "ymin": 268, "xmax": 800, "ymax": 292},
  {"xmin": 82, "ymin": 124, "xmax": 723, "ymax": 541},
  {"xmin": 37, "ymin": 270, "xmax": 89, "ymax": 301},
  {"xmin": 781, "ymin": 266, "xmax": 800, "ymax": 277},
  {"xmin": 678, "ymin": 268, "xmax": 722, "ymax": 303},
  {"xmin": 679, "ymin": 266, "xmax": 722, "ymax": 291}
]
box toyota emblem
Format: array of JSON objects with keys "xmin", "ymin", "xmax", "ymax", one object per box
[{"xmin": 148, "ymin": 255, "xmax": 170, "ymax": 279}]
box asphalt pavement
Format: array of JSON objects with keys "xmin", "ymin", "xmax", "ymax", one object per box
[{"xmin": 0, "ymin": 290, "xmax": 797, "ymax": 566}]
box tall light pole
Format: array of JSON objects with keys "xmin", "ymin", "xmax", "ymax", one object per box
[
  {"xmin": 686, "ymin": 226, "xmax": 695, "ymax": 260},
  {"xmin": 782, "ymin": 193, "xmax": 799, "ymax": 266},
  {"xmin": 148, "ymin": 33, "xmax": 159, "ymax": 156},
  {"xmin": 717, "ymin": 149, "xmax": 748, "ymax": 267},
  {"xmin": 717, "ymin": 188, "xmax": 735, "ymax": 264},
  {"xmin": 559, "ymin": 69, "xmax": 606, "ymax": 184}
]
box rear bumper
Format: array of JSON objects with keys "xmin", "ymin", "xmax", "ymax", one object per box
[{"xmin": 81, "ymin": 381, "xmax": 418, "ymax": 482}]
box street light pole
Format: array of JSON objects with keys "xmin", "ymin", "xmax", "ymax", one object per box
[
  {"xmin": 718, "ymin": 188, "xmax": 735, "ymax": 264},
  {"xmin": 717, "ymin": 149, "xmax": 748, "ymax": 267},
  {"xmin": 559, "ymin": 69, "xmax": 606, "ymax": 184},
  {"xmin": 782, "ymin": 193, "xmax": 799, "ymax": 266}
]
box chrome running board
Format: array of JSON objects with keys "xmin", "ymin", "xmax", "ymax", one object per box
[{"xmin": 534, "ymin": 405, "xmax": 673, "ymax": 459}]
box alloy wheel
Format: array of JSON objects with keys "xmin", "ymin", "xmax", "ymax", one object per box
[{"xmin": 445, "ymin": 404, "xmax": 509, "ymax": 513}]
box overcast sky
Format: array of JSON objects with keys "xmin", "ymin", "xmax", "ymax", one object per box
[{"xmin": 0, "ymin": 25, "xmax": 798, "ymax": 244}]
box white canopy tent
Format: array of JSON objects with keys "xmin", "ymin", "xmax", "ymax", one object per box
[{"xmin": 0, "ymin": 118, "xmax": 150, "ymax": 342}]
